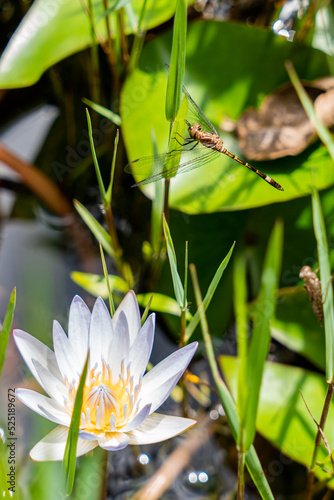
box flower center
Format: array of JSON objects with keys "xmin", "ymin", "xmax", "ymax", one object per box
[{"xmin": 66, "ymin": 360, "xmax": 141, "ymax": 432}]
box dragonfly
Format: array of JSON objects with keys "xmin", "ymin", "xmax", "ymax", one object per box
[{"xmin": 125, "ymin": 85, "xmax": 284, "ymax": 191}]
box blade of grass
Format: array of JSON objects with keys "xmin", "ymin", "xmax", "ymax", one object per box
[
  {"xmin": 185, "ymin": 242, "xmax": 235, "ymax": 342},
  {"xmin": 285, "ymin": 61, "xmax": 334, "ymax": 161},
  {"xmin": 99, "ymin": 242, "xmax": 115, "ymax": 315},
  {"xmin": 312, "ymin": 189, "xmax": 334, "ymax": 382},
  {"xmin": 180, "ymin": 240, "xmax": 189, "ymax": 346},
  {"xmin": 165, "ymin": 0, "xmax": 187, "ymax": 122},
  {"xmin": 61, "ymin": 354, "xmax": 89, "ymax": 495},
  {"xmin": 190, "ymin": 264, "xmax": 274, "ymax": 500},
  {"xmin": 150, "ymin": 128, "xmax": 164, "ymax": 253},
  {"xmin": 162, "ymin": 214, "xmax": 184, "ymax": 308},
  {"xmin": 106, "ymin": 129, "xmax": 119, "ymax": 205},
  {"xmin": 233, "ymin": 253, "xmax": 248, "ymax": 447},
  {"xmin": 244, "ymin": 219, "xmax": 284, "ymax": 451},
  {"xmin": 82, "ymin": 98, "xmax": 121, "ymax": 126},
  {"xmin": 86, "ymin": 108, "xmax": 107, "ymax": 205},
  {"xmin": 0, "ymin": 288, "xmax": 16, "ymax": 378},
  {"xmin": 74, "ymin": 199, "xmax": 115, "ymax": 257},
  {"xmin": 140, "ymin": 293, "xmax": 154, "ymax": 325}
]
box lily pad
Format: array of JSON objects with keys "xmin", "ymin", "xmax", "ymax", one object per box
[
  {"xmin": 0, "ymin": 0, "xmax": 183, "ymax": 88},
  {"xmin": 121, "ymin": 21, "xmax": 331, "ymax": 213}
]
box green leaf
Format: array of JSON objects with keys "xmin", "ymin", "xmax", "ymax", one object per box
[
  {"xmin": 150, "ymin": 129, "xmax": 164, "ymax": 253},
  {"xmin": 220, "ymin": 355, "xmax": 334, "ymax": 486},
  {"xmin": 137, "ymin": 292, "xmax": 192, "ymax": 319},
  {"xmin": 165, "ymin": 0, "xmax": 187, "ymax": 122},
  {"xmin": 185, "ymin": 242, "xmax": 235, "ymax": 341},
  {"xmin": 163, "ymin": 95, "xmax": 188, "ymax": 179},
  {"xmin": 106, "ymin": 129, "xmax": 119, "ymax": 206},
  {"xmin": 86, "ymin": 109, "xmax": 106, "ymax": 205},
  {"xmin": 83, "ymin": 98, "xmax": 121, "ymax": 126},
  {"xmin": 61, "ymin": 354, "xmax": 89, "ymax": 495},
  {"xmin": 0, "ymin": 288, "xmax": 16, "ymax": 379},
  {"xmin": 162, "ymin": 214, "xmax": 184, "ymax": 308},
  {"xmin": 244, "ymin": 219, "xmax": 284, "ymax": 451},
  {"xmin": 71, "ymin": 271, "xmax": 129, "ymax": 298},
  {"xmin": 233, "ymin": 253, "xmax": 248, "ymax": 445},
  {"xmin": 121, "ymin": 21, "xmax": 331, "ymax": 213},
  {"xmin": 312, "ymin": 189, "xmax": 334, "ymax": 382},
  {"xmin": 0, "ymin": 0, "xmax": 188, "ymax": 88},
  {"xmin": 99, "ymin": 243, "xmax": 115, "ymax": 315},
  {"xmin": 74, "ymin": 199, "xmax": 115, "ymax": 257}
]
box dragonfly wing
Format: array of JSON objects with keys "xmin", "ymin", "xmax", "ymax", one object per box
[
  {"xmin": 182, "ymin": 85, "xmax": 219, "ymax": 135},
  {"xmin": 133, "ymin": 146, "xmax": 219, "ymax": 186}
]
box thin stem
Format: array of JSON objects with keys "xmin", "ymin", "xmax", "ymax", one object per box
[
  {"xmin": 305, "ymin": 382, "xmax": 334, "ymax": 500},
  {"xmin": 237, "ymin": 450, "xmax": 246, "ymax": 500},
  {"xmin": 163, "ymin": 179, "xmax": 170, "ymax": 223}
]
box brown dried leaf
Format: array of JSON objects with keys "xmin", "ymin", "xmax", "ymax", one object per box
[{"xmin": 233, "ymin": 78, "xmax": 334, "ymax": 161}]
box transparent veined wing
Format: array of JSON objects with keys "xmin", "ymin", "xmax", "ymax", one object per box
[
  {"xmin": 125, "ymin": 142, "xmax": 219, "ymax": 186},
  {"xmin": 182, "ymin": 85, "xmax": 219, "ymax": 135}
]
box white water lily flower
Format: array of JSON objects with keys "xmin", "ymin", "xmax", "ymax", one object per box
[{"xmin": 13, "ymin": 291, "xmax": 198, "ymax": 461}]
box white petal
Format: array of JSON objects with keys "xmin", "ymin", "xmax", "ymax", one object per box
[
  {"xmin": 128, "ymin": 413, "xmax": 196, "ymax": 445},
  {"xmin": 15, "ymin": 388, "xmax": 70, "ymax": 426},
  {"xmin": 121, "ymin": 404, "xmax": 151, "ymax": 432},
  {"xmin": 140, "ymin": 342, "xmax": 198, "ymax": 411},
  {"xmin": 31, "ymin": 359, "xmax": 68, "ymax": 404},
  {"xmin": 138, "ymin": 370, "xmax": 183, "ymax": 414},
  {"xmin": 13, "ymin": 329, "xmax": 63, "ymax": 392},
  {"xmin": 112, "ymin": 291, "xmax": 140, "ymax": 346},
  {"xmin": 79, "ymin": 430, "xmax": 104, "ymax": 441},
  {"xmin": 126, "ymin": 314, "xmax": 155, "ymax": 379},
  {"xmin": 89, "ymin": 297, "xmax": 114, "ymax": 371},
  {"xmin": 29, "ymin": 426, "xmax": 98, "ymax": 461},
  {"xmin": 98, "ymin": 432, "xmax": 130, "ymax": 451},
  {"xmin": 68, "ymin": 295, "xmax": 90, "ymax": 370},
  {"xmin": 108, "ymin": 311, "xmax": 130, "ymax": 380},
  {"xmin": 53, "ymin": 321, "xmax": 78, "ymax": 384}
]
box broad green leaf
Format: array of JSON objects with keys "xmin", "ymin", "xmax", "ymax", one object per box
[
  {"xmin": 271, "ymin": 287, "xmax": 325, "ymax": 371},
  {"xmin": 74, "ymin": 200, "xmax": 115, "ymax": 257},
  {"xmin": 185, "ymin": 242, "xmax": 235, "ymax": 341},
  {"xmin": 244, "ymin": 219, "xmax": 283, "ymax": 450},
  {"xmin": 61, "ymin": 355, "xmax": 89, "ymax": 495},
  {"xmin": 137, "ymin": 292, "xmax": 192, "ymax": 319},
  {"xmin": 0, "ymin": 288, "xmax": 16, "ymax": 378},
  {"xmin": 190, "ymin": 265, "xmax": 274, "ymax": 500},
  {"xmin": 83, "ymin": 98, "xmax": 121, "ymax": 126},
  {"xmin": 312, "ymin": 189, "xmax": 334, "ymax": 382},
  {"xmin": 121, "ymin": 21, "xmax": 331, "ymax": 213},
  {"xmin": 220, "ymin": 355, "xmax": 334, "ymax": 486},
  {"xmin": 165, "ymin": 0, "xmax": 187, "ymax": 121},
  {"xmin": 162, "ymin": 214, "xmax": 184, "ymax": 308},
  {"xmin": 70, "ymin": 271, "xmax": 129, "ymax": 298},
  {"xmin": 0, "ymin": 0, "xmax": 190, "ymax": 88}
]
